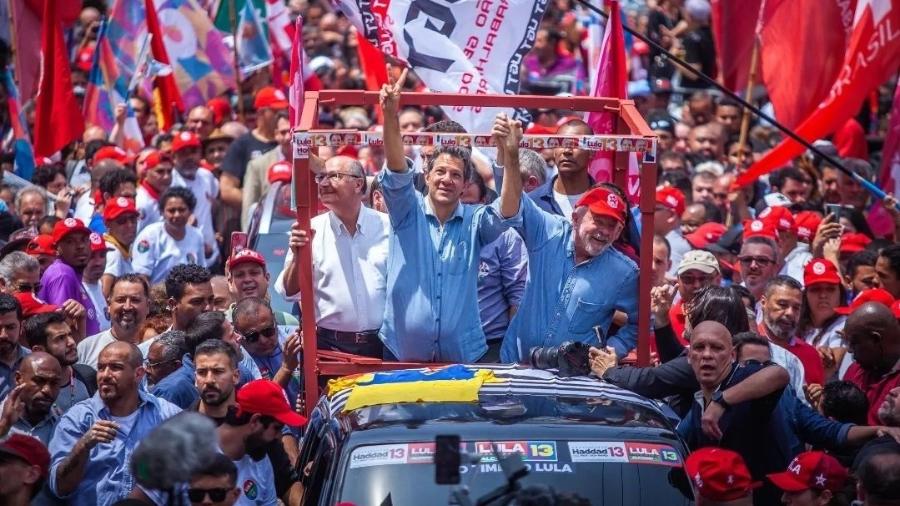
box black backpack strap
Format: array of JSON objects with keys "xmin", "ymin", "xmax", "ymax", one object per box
[{"xmin": 72, "ymin": 363, "xmax": 97, "ymax": 397}]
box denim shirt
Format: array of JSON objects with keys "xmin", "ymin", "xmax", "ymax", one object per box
[
  {"xmin": 499, "ymin": 194, "xmax": 639, "ymax": 362},
  {"xmin": 378, "ymin": 164, "xmax": 508, "ymax": 362},
  {"xmin": 151, "ymin": 354, "xmax": 199, "ymax": 409},
  {"xmin": 48, "ymin": 391, "xmax": 181, "ymax": 506}
]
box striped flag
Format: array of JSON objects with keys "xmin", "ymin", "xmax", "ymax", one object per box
[
  {"xmin": 0, "ymin": 69, "xmax": 35, "ymax": 181},
  {"xmin": 236, "ymin": 0, "xmax": 273, "ymax": 77}
]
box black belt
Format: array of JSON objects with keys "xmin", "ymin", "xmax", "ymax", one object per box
[{"xmin": 316, "ymin": 327, "xmax": 380, "ymax": 344}]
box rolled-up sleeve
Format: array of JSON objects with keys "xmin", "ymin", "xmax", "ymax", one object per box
[
  {"xmin": 494, "ymin": 192, "xmax": 563, "ymax": 252},
  {"xmin": 48, "ymin": 411, "xmax": 87, "ymax": 498},
  {"xmin": 377, "ymin": 160, "xmax": 418, "ymax": 229}
]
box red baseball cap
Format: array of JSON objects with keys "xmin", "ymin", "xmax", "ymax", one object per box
[
  {"xmin": 268, "ymin": 161, "xmax": 292, "ymax": 184},
  {"xmin": 26, "ymin": 235, "xmax": 57, "ymax": 256},
  {"xmin": 685, "ymin": 223, "xmax": 728, "ymax": 249},
  {"xmin": 794, "ymin": 211, "xmax": 822, "ymax": 242},
  {"xmin": 254, "ymin": 86, "xmax": 289, "ymax": 110},
  {"xmin": 685, "ymin": 447, "xmax": 761, "ymax": 502},
  {"xmin": 14, "ymin": 291, "xmax": 59, "ymax": 318},
  {"xmin": 103, "ymin": 197, "xmax": 139, "ymax": 222},
  {"xmin": 892, "ymin": 300, "xmax": 900, "ymax": 319},
  {"xmin": 52, "ymin": 218, "xmax": 91, "ymax": 246},
  {"xmin": 172, "ymin": 131, "xmax": 202, "ymax": 153},
  {"xmin": 207, "ymin": 96, "xmax": 232, "ymax": 125},
  {"xmin": 0, "ymin": 434, "xmax": 50, "ymax": 478},
  {"xmin": 227, "ymin": 249, "xmax": 266, "ymax": 271},
  {"xmin": 236, "ymin": 380, "xmax": 307, "ymax": 427},
  {"xmin": 803, "ymin": 259, "xmax": 841, "ymax": 286},
  {"xmin": 839, "ymin": 232, "xmax": 872, "ymax": 255},
  {"xmin": 656, "ymin": 186, "xmax": 686, "ymax": 216},
  {"xmin": 525, "ymin": 123, "xmax": 557, "ymax": 135},
  {"xmin": 143, "ymin": 150, "xmax": 172, "ymax": 170},
  {"xmin": 835, "ymin": 288, "xmax": 896, "ymax": 315},
  {"xmin": 575, "ymin": 187, "xmax": 627, "ymax": 224},
  {"xmin": 89, "ymin": 232, "xmax": 111, "ymax": 253},
  {"xmin": 742, "ymin": 219, "xmax": 779, "ymax": 241},
  {"xmin": 767, "ymin": 451, "xmax": 847, "ymax": 493},
  {"xmin": 759, "ymin": 205, "xmax": 796, "ymax": 234},
  {"xmin": 93, "ymin": 146, "xmax": 134, "ymax": 166}
]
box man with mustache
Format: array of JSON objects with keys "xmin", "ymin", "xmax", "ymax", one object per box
[
  {"xmin": 77, "ymin": 274, "xmax": 150, "ymax": 369},
  {"xmin": 493, "ymin": 115, "xmax": 639, "ymax": 362},
  {"xmin": 48, "ymin": 341, "xmax": 180, "ymax": 506},
  {"xmin": 0, "ymin": 352, "xmax": 62, "ymax": 444},
  {"xmin": 0, "ymin": 293, "xmax": 29, "ymax": 401},
  {"xmin": 759, "ymin": 276, "xmax": 825, "ymax": 387},
  {"xmin": 24, "ymin": 312, "xmax": 95, "ymax": 414}
]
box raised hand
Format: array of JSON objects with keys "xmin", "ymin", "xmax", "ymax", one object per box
[{"xmin": 379, "ymin": 65, "xmax": 409, "ymax": 118}]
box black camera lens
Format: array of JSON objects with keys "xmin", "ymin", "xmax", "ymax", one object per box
[{"xmin": 528, "ymin": 346, "xmax": 560, "ymax": 370}]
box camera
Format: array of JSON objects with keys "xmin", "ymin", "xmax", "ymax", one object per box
[{"xmin": 528, "ymin": 341, "xmax": 592, "ymax": 377}]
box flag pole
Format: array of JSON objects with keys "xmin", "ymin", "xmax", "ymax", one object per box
[
  {"xmin": 736, "ymin": 39, "xmax": 759, "ymax": 159},
  {"xmin": 229, "ymin": 0, "xmax": 245, "ymax": 123}
]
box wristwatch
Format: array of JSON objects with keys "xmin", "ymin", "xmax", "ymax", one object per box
[{"xmin": 711, "ymin": 390, "xmax": 730, "ymax": 410}]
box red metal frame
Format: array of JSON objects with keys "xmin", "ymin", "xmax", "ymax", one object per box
[{"xmin": 293, "ymin": 90, "xmax": 657, "ymax": 416}]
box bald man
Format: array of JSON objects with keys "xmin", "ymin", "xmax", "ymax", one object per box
[
  {"xmin": 48, "ymin": 341, "xmax": 180, "ymax": 506},
  {"xmin": 679, "ymin": 321, "xmax": 791, "ymax": 506},
  {"xmin": 0, "ymin": 352, "xmax": 62, "ymax": 444},
  {"xmin": 842, "ymin": 302, "xmax": 900, "ymax": 425}
]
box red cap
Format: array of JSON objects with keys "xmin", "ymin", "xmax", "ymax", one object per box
[
  {"xmin": 14, "ymin": 292, "xmax": 59, "ymax": 318},
  {"xmin": 795, "ymin": 211, "xmax": 823, "ymax": 242},
  {"xmin": 525, "ymin": 123, "xmax": 557, "ymax": 135},
  {"xmin": 143, "ymin": 150, "xmax": 172, "ymax": 170},
  {"xmin": 93, "ymin": 146, "xmax": 134, "ymax": 166},
  {"xmin": 254, "ymin": 86, "xmax": 289, "ymax": 110},
  {"xmin": 803, "ymin": 259, "xmax": 841, "ymax": 286},
  {"xmin": 685, "ymin": 447, "xmax": 761, "ymax": 502},
  {"xmin": 268, "ymin": 161, "xmax": 292, "ymax": 184},
  {"xmin": 656, "ymin": 186, "xmax": 686, "ymax": 216},
  {"xmin": 575, "ymin": 187, "xmax": 627, "ymax": 224},
  {"xmin": 103, "ymin": 197, "xmax": 139, "ymax": 222},
  {"xmin": 236, "ymin": 380, "xmax": 307, "ymax": 427},
  {"xmin": 759, "ymin": 206, "xmax": 797, "ymax": 234},
  {"xmin": 0, "ymin": 434, "xmax": 50, "ymax": 478},
  {"xmin": 76, "ymin": 45, "xmax": 95, "ymax": 72},
  {"xmin": 25, "ymin": 235, "xmax": 57, "ymax": 256},
  {"xmin": 892, "ymin": 300, "xmax": 900, "ymax": 318},
  {"xmin": 52, "ymin": 218, "xmax": 91, "ymax": 246},
  {"xmin": 767, "ymin": 451, "xmax": 847, "ymax": 493},
  {"xmin": 685, "ymin": 223, "xmax": 727, "ymax": 249},
  {"xmin": 89, "ymin": 233, "xmax": 110, "ymax": 253},
  {"xmin": 227, "ymin": 249, "xmax": 266, "ymax": 271},
  {"xmin": 207, "ymin": 96, "xmax": 232, "ymax": 125},
  {"xmin": 835, "ymin": 288, "xmax": 896, "ymax": 315},
  {"xmin": 742, "ymin": 219, "xmax": 779, "ymax": 241},
  {"xmin": 172, "ymin": 131, "xmax": 202, "ymax": 152},
  {"xmin": 839, "ymin": 232, "xmax": 872, "ymax": 255}
]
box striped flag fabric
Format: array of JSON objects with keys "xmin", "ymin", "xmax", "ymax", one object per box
[{"xmin": 0, "ymin": 68, "xmax": 35, "ymax": 181}]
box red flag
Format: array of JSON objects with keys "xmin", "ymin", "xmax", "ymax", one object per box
[
  {"xmin": 880, "ymin": 79, "xmax": 900, "ymax": 197},
  {"xmin": 710, "ymin": 0, "xmax": 762, "ymax": 91},
  {"xmin": 33, "ymin": 0, "xmax": 84, "ymax": 158},
  {"xmin": 737, "ymin": 1, "xmax": 900, "ymax": 188},
  {"xmin": 288, "ymin": 16, "xmax": 305, "ymax": 127},
  {"xmin": 145, "ymin": 0, "xmax": 183, "ymax": 131},
  {"xmin": 586, "ymin": 0, "xmax": 627, "ymax": 186},
  {"xmin": 357, "ymin": 32, "xmax": 389, "ymax": 124},
  {"xmin": 759, "ymin": 0, "xmax": 856, "ymax": 129}
]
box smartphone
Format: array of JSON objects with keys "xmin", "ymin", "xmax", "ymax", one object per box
[
  {"xmin": 824, "ymin": 203, "xmax": 852, "ymax": 222},
  {"xmin": 231, "ymin": 231, "xmax": 248, "ymax": 256},
  {"xmin": 434, "ymin": 435, "xmax": 461, "ymax": 485}
]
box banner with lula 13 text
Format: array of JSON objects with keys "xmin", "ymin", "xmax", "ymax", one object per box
[{"xmin": 329, "ymin": 0, "xmax": 549, "ymax": 134}]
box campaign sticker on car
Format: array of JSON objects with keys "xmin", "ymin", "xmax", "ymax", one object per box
[
  {"xmin": 568, "ymin": 442, "xmax": 629, "ymax": 463},
  {"xmin": 624, "ymin": 442, "xmax": 683, "ymax": 467},
  {"xmin": 472, "ymin": 441, "xmax": 558, "ymax": 462},
  {"xmin": 348, "ymin": 444, "xmax": 410, "ymax": 469}
]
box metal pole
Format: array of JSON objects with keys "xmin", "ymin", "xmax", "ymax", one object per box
[{"xmin": 228, "ymin": 0, "xmax": 245, "ymax": 123}]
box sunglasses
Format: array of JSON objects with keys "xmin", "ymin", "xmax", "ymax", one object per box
[
  {"xmin": 187, "ymin": 487, "xmax": 231, "ymax": 503},
  {"xmin": 738, "ymin": 256, "xmax": 775, "ymax": 267},
  {"xmin": 239, "ymin": 326, "xmax": 277, "ymax": 343},
  {"xmin": 16, "ymin": 282, "xmax": 42, "ymax": 293}
]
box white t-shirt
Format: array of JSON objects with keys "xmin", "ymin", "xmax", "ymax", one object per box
[
  {"xmin": 104, "ymin": 241, "xmax": 132, "ymax": 278},
  {"xmin": 83, "ymin": 281, "xmax": 111, "ymax": 331},
  {"xmin": 73, "ymin": 191, "xmax": 94, "ymax": 224},
  {"xmin": 802, "ymin": 317, "xmax": 846, "ymax": 349},
  {"xmin": 131, "ymin": 222, "xmax": 207, "ymax": 285},
  {"xmin": 136, "ymin": 184, "xmax": 162, "ymax": 231},
  {"xmin": 552, "ymin": 190, "xmax": 583, "ymax": 219},
  {"xmin": 232, "ymin": 453, "xmax": 278, "ymax": 506},
  {"xmin": 172, "ymin": 169, "xmax": 220, "ymax": 264},
  {"xmin": 109, "ymin": 409, "xmax": 140, "ymax": 434},
  {"xmin": 77, "ymin": 330, "xmax": 116, "ymax": 369}
]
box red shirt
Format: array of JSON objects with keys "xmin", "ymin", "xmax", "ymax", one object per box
[
  {"xmin": 759, "ymin": 324, "xmax": 825, "ymax": 385},
  {"xmin": 668, "ymin": 301, "xmax": 689, "ymax": 347},
  {"xmin": 843, "ymin": 361, "xmax": 900, "ymax": 425}
]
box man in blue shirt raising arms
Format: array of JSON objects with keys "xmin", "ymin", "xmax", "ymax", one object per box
[
  {"xmin": 492, "ymin": 114, "xmax": 639, "ymax": 362},
  {"xmin": 377, "ymin": 69, "xmax": 510, "ymax": 363}
]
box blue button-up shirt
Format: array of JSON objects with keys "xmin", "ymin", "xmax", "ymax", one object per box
[
  {"xmin": 500, "ymin": 194, "xmax": 639, "ymax": 362},
  {"xmin": 48, "ymin": 391, "xmax": 181, "ymax": 506},
  {"xmin": 478, "ymin": 229, "xmax": 528, "ymax": 340},
  {"xmin": 378, "ymin": 164, "xmax": 508, "ymax": 362},
  {"xmin": 0, "ymin": 345, "xmax": 29, "ymax": 401},
  {"xmin": 151, "ymin": 354, "xmax": 199, "ymax": 409}
]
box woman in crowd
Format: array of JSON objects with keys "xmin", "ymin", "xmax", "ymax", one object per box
[{"xmin": 798, "ymin": 258, "xmax": 847, "ymax": 380}]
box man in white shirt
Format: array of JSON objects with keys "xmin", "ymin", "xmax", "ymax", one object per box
[
  {"xmin": 82, "ymin": 233, "xmax": 111, "ymax": 331},
  {"xmin": 171, "ymin": 131, "xmax": 220, "ymax": 265},
  {"xmin": 135, "ymin": 151, "xmax": 172, "ymax": 231},
  {"xmin": 77, "ymin": 274, "xmax": 151, "ymax": 368},
  {"xmin": 276, "ymin": 156, "xmax": 389, "ymax": 358}
]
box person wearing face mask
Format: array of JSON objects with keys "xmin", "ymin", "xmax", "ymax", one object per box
[
  {"xmin": 171, "ymin": 131, "xmax": 219, "ymax": 265},
  {"xmin": 492, "ymin": 114, "xmax": 638, "ymax": 362}
]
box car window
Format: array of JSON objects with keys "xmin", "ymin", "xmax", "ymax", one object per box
[
  {"xmin": 337, "ymin": 440, "xmax": 693, "ymax": 506},
  {"xmin": 305, "ymin": 433, "xmax": 335, "ymax": 506}
]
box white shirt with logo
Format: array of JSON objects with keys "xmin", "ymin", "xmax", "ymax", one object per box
[
  {"xmin": 232, "ymin": 452, "xmax": 277, "ymax": 506},
  {"xmin": 136, "ymin": 185, "xmax": 162, "ymax": 231},
  {"xmin": 172, "ymin": 169, "xmax": 220, "ymax": 265},
  {"xmin": 131, "ymin": 222, "xmax": 207, "ymax": 285}
]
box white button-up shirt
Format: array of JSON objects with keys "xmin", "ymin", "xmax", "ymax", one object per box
[{"xmin": 275, "ymin": 206, "xmax": 390, "ymax": 332}]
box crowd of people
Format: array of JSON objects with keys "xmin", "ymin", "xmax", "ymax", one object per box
[{"xmin": 0, "ymin": 0, "xmax": 899, "ymax": 505}]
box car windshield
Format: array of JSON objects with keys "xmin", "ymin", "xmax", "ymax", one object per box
[{"xmin": 338, "ymin": 439, "xmax": 693, "ymax": 505}]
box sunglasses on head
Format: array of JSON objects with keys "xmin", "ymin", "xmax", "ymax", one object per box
[
  {"xmin": 187, "ymin": 487, "xmax": 231, "ymax": 503},
  {"xmin": 239, "ymin": 326, "xmax": 277, "ymax": 343}
]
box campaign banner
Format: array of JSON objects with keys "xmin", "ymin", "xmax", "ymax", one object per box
[{"xmin": 329, "ymin": 0, "xmax": 549, "ymax": 134}]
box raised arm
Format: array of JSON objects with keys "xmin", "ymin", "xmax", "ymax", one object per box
[
  {"xmin": 380, "ymin": 67, "xmax": 409, "ymax": 172},
  {"xmin": 493, "ymin": 114, "xmax": 523, "ymax": 219}
]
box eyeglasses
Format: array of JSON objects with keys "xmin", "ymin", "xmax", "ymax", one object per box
[
  {"xmin": 738, "ymin": 256, "xmax": 775, "ymax": 268},
  {"xmin": 679, "ymin": 274, "xmax": 714, "ymax": 285},
  {"xmin": 16, "ymin": 282, "xmax": 41, "ymax": 293},
  {"xmin": 239, "ymin": 326, "xmax": 277, "ymax": 343},
  {"xmin": 314, "ymin": 172, "xmax": 363, "ymax": 184},
  {"xmin": 187, "ymin": 487, "xmax": 231, "ymax": 503},
  {"xmin": 144, "ymin": 358, "xmax": 178, "ymax": 369}
]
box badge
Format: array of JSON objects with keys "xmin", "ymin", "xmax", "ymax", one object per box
[
  {"xmin": 243, "ymin": 480, "xmax": 259, "ymax": 500},
  {"xmin": 137, "ymin": 240, "xmax": 150, "ymax": 253}
]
